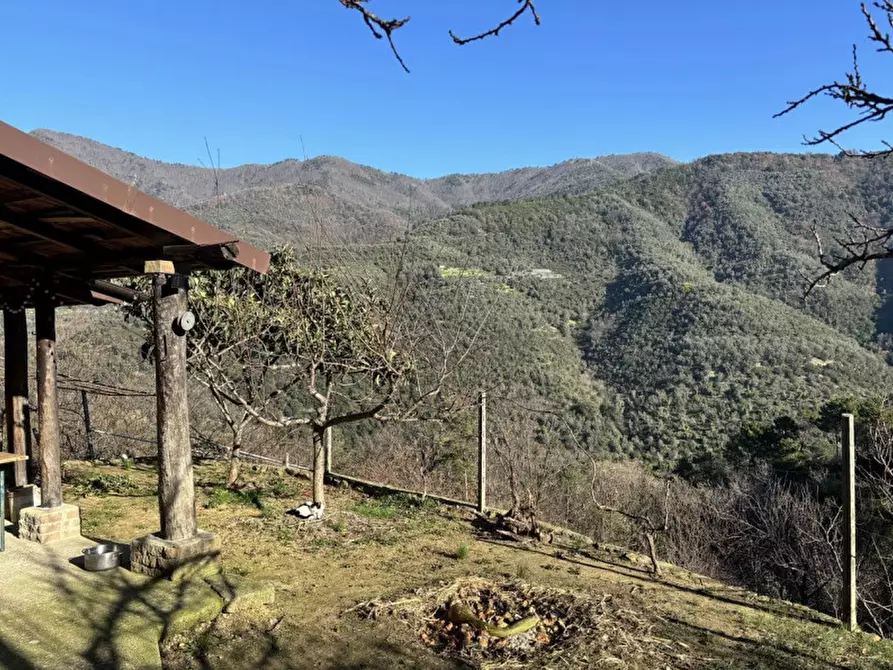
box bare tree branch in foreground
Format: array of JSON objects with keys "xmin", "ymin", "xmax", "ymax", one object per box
[
  {"xmin": 775, "ymin": 2, "xmax": 893, "ymax": 158},
  {"xmin": 449, "ymin": 1, "xmax": 541, "ymax": 45},
  {"xmin": 801, "ymin": 214, "xmax": 893, "ymax": 295},
  {"xmin": 774, "ymin": 3, "xmax": 893, "ymax": 295},
  {"xmin": 339, "ymin": 0, "xmax": 540, "ymax": 72}
]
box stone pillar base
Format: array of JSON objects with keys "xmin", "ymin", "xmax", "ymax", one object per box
[
  {"xmin": 130, "ymin": 530, "xmax": 219, "ymax": 580},
  {"xmin": 18, "ymin": 504, "xmax": 81, "ymax": 544},
  {"xmin": 5, "ymin": 484, "xmax": 41, "ymax": 524}
]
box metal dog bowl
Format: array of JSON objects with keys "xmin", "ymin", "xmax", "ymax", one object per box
[{"xmin": 83, "ymin": 544, "xmax": 121, "ymax": 571}]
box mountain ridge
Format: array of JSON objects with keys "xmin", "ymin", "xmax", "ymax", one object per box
[{"xmin": 28, "ymin": 129, "xmax": 678, "ymax": 215}]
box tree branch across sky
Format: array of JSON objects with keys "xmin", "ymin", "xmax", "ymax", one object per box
[{"xmin": 338, "ymin": 0, "xmax": 541, "ymax": 73}]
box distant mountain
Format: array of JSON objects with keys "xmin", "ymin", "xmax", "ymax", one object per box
[
  {"xmin": 32, "ymin": 128, "xmax": 893, "ymax": 468},
  {"xmin": 30, "ymin": 129, "xmax": 676, "ymax": 244}
]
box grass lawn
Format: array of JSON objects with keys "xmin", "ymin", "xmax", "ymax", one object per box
[{"xmin": 64, "ymin": 460, "xmax": 893, "ymax": 669}]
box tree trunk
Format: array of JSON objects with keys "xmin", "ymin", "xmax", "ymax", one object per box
[
  {"xmin": 153, "ymin": 274, "xmax": 197, "ymax": 542},
  {"xmin": 36, "ymin": 303, "xmax": 63, "ymax": 509},
  {"xmin": 644, "ymin": 531, "xmax": 661, "ymax": 576},
  {"xmin": 226, "ymin": 426, "xmax": 243, "ymax": 489},
  {"xmin": 312, "ymin": 425, "xmax": 326, "ymax": 505}
]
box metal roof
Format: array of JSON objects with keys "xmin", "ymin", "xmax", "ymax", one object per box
[{"xmin": 0, "ymin": 121, "xmax": 270, "ymax": 309}]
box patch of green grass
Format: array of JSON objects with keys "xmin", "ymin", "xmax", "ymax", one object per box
[
  {"xmin": 354, "ymin": 493, "xmax": 439, "ymax": 519},
  {"xmin": 307, "ymin": 537, "xmax": 340, "ymax": 551},
  {"xmin": 81, "ymin": 504, "xmax": 125, "ymax": 534},
  {"xmin": 327, "ymin": 520, "xmax": 348, "ymax": 533},
  {"xmin": 454, "ymin": 544, "xmax": 469, "ymax": 560},
  {"xmin": 259, "ymin": 504, "xmax": 278, "ymax": 519},
  {"xmin": 205, "ymin": 486, "xmax": 264, "ymax": 510},
  {"xmin": 184, "ymin": 627, "xmax": 214, "ymax": 661},
  {"xmin": 266, "ymin": 475, "xmax": 296, "ymax": 498},
  {"xmin": 740, "ymin": 610, "xmax": 893, "ymax": 668},
  {"xmin": 355, "ymin": 533, "xmax": 399, "ymax": 547},
  {"xmin": 69, "ymin": 472, "xmax": 141, "ymax": 497},
  {"xmin": 352, "ymin": 500, "xmax": 401, "ymax": 519}
]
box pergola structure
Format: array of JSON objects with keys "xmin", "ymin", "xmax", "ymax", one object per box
[{"xmin": 0, "ymin": 121, "xmax": 270, "ymax": 574}]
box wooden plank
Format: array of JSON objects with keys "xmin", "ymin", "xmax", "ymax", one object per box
[
  {"xmin": 0, "ymin": 189, "xmax": 39, "ymax": 205},
  {"xmin": 0, "ymin": 453, "xmax": 28, "ymax": 464},
  {"xmin": 36, "ymin": 302, "xmax": 63, "ymax": 509},
  {"xmin": 0, "ymin": 206, "xmax": 88, "ymax": 253},
  {"xmin": 145, "ymin": 260, "xmax": 176, "ymax": 274}
]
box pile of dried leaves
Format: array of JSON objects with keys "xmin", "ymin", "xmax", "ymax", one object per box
[{"xmin": 346, "ymin": 577, "xmax": 696, "ymax": 668}]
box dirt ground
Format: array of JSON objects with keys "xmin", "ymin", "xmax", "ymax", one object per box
[{"xmin": 65, "ymin": 460, "xmax": 893, "ymax": 669}]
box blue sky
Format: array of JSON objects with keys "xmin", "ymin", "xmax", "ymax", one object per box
[{"xmin": 1, "ymin": 1, "xmax": 887, "ymax": 177}]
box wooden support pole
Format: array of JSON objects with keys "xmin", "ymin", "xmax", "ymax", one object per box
[
  {"xmin": 478, "ymin": 390, "xmax": 487, "ymax": 513},
  {"xmin": 152, "ymin": 273, "xmax": 197, "ymax": 541},
  {"xmin": 3, "ymin": 309, "xmax": 29, "ymax": 488},
  {"xmin": 325, "ymin": 426, "xmax": 333, "ymax": 476},
  {"xmin": 841, "ymin": 413, "xmax": 857, "ymax": 632},
  {"xmin": 81, "ymin": 390, "xmax": 95, "ymax": 462},
  {"xmin": 35, "ymin": 303, "xmax": 63, "ymax": 509}
]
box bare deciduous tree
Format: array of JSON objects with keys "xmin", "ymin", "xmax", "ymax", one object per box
[{"xmin": 590, "ymin": 472, "xmax": 671, "ymax": 576}]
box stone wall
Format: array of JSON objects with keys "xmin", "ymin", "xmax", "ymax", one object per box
[
  {"xmin": 18, "ymin": 504, "xmax": 81, "ymax": 544},
  {"xmin": 130, "ymin": 530, "xmax": 219, "ymax": 579}
]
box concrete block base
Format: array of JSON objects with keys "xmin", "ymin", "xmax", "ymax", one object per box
[
  {"xmin": 5, "ymin": 484, "xmax": 41, "ymax": 524},
  {"xmin": 18, "ymin": 504, "xmax": 81, "ymax": 544},
  {"xmin": 130, "ymin": 530, "xmax": 220, "ymax": 580}
]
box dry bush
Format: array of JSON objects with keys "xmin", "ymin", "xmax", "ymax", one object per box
[
  {"xmin": 340, "ymin": 420, "xmax": 477, "ymax": 501},
  {"xmin": 707, "ymin": 468, "xmax": 842, "ymax": 614},
  {"xmin": 488, "ymin": 405, "xmax": 588, "ymax": 525}
]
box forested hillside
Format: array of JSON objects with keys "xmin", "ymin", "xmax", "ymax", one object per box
[
  {"xmin": 393, "ymin": 152, "xmax": 893, "ymax": 462},
  {"xmin": 25, "ymin": 132, "xmax": 893, "ymax": 468}
]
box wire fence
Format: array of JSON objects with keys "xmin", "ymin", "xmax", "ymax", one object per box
[{"xmin": 4, "ymin": 374, "xmax": 563, "ymax": 521}]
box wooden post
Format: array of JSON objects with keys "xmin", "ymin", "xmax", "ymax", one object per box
[
  {"xmin": 152, "ymin": 272, "xmax": 197, "ymax": 541},
  {"xmin": 325, "ymin": 426, "xmax": 333, "ymax": 475},
  {"xmin": 35, "ymin": 303, "xmax": 63, "ymax": 509},
  {"xmin": 284, "ymin": 452, "xmax": 290, "ymax": 469},
  {"xmin": 841, "ymin": 413, "xmax": 857, "ymax": 632},
  {"xmin": 3, "ymin": 309, "xmax": 29, "ymax": 488},
  {"xmin": 478, "ymin": 390, "xmax": 487, "ymax": 513},
  {"xmin": 81, "ymin": 390, "xmax": 95, "ymax": 462}
]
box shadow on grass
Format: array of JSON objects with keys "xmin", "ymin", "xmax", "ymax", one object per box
[
  {"xmin": 659, "ymin": 614, "xmax": 847, "ymax": 670},
  {"xmin": 474, "ymin": 531, "xmax": 834, "ymax": 627},
  {"xmin": 0, "ymin": 537, "xmax": 460, "ymax": 670}
]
